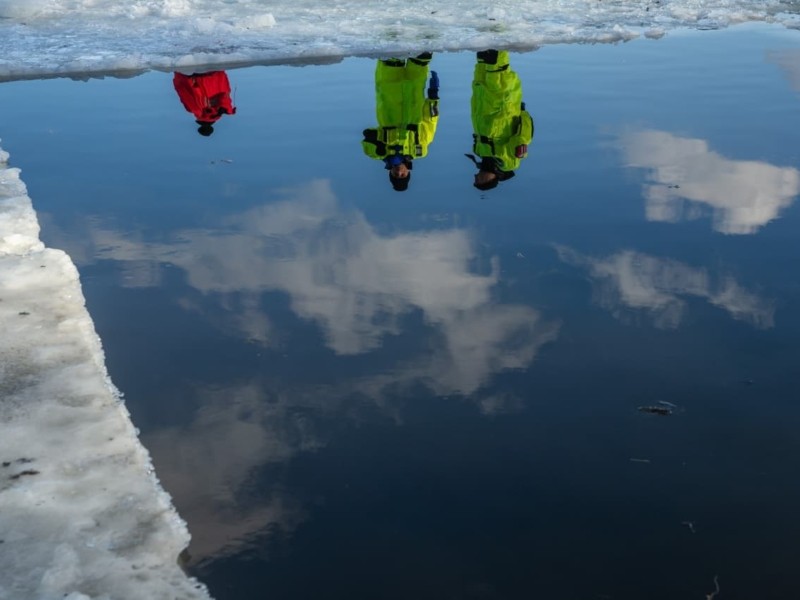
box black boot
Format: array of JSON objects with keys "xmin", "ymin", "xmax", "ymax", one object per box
[
  {"xmin": 477, "ymin": 49, "xmax": 499, "ymax": 65},
  {"xmin": 410, "ymin": 51, "xmax": 433, "ymax": 65}
]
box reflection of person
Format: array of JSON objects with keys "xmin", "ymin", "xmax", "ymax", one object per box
[
  {"xmin": 467, "ymin": 50, "xmax": 533, "ymax": 191},
  {"xmin": 173, "ymin": 71, "xmax": 237, "ymax": 137},
  {"xmin": 362, "ymin": 53, "xmax": 440, "ymax": 191}
]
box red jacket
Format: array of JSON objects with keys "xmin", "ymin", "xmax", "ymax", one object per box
[{"xmin": 173, "ymin": 71, "xmax": 236, "ymax": 123}]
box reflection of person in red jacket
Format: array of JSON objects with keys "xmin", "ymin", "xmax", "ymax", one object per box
[{"xmin": 173, "ymin": 71, "xmax": 237, "ymax": 136}]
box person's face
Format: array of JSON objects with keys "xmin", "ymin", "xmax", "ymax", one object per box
[
  {"xmin": 390, "ymin": 163, "xmax": 410, "ymax": 178},
  {"xmin": 474, "ymin": 170, "xmax": 497, "ymax": 186}
]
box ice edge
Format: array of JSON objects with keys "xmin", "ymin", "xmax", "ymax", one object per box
[{"xmin": 0, "ymin": 141, "xmax": 212, "ymax": 600}]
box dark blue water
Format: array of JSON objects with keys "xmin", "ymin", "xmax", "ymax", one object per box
[{"xmin": 2, "ymin": 23, "xmax": 800, "ymax": 600}]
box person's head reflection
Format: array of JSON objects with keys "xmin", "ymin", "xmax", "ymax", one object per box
[
  {"xmin": 172, "ymin": 70, "xmax": 237, "ymax": 137},
  {"xmin": 468, "ymin": 49, "xmax": 533, "ymax": 191},
  {"xmin": 362, "ymin": 53, "xmax": 440, "ymax": 191}
]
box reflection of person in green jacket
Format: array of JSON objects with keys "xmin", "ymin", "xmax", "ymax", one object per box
[
  {"xmin": 468, "ymin": 49, "xmax": 534, "ymax": 191},
  {"xmin": 362, "ymin": 53, "xmax": 440, "ymax": 191}
]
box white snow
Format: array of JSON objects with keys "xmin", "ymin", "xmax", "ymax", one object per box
[
  {"xmin": 0, "ymin": 142, "xmax": 210, "ymax": 600},
  {"xmin": 0, "ymin": 0, "xmax": 799, "ymax": 80}
]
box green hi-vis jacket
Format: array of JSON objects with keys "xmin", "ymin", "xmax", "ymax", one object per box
[
  {"xmin": 471, "ymin": 51, "xmax": 534, "ymax": 172},
  {"xmin": 362, "ymin": 59, "xmax": 439, "ymax": 160}
]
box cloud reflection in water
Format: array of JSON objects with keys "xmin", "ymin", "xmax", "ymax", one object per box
[
  {"xmin": 78, "ymin": 179, "xmax": 558, "ymax": 395},
  {"xmin": 621, "ymin": 129, "xmax": 799, "ymax": 234},
  {"xmin": 769, "ymin": 48, "xmax": 800, "ymax": 94},
  {"xmin": 557, "ymin": 246, "xmax": 775, "ymax": 329}
]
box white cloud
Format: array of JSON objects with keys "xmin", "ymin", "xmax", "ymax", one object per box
[
  {"xmin": 68, "ymin": 179, "xmax": 557, "ymax": 397},
  {"xmin": 557, "ymin": 246, "xmax": 774, "ymax": 329},
  {"xmin": 620, "ymin": 129, "xmax": 799, "ymax": 234}
]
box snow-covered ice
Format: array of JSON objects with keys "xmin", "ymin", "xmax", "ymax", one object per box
[
  {"xmin": 0, "ymin": 143, "xmax": 210, "ymax": 600},
  {"xmin": 1, "ymin": 0, "xmax": 799, "ymax": 80}
]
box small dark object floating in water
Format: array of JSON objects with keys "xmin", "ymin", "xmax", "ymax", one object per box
[
  {"xmin": 9, "ymin": 469, "xmax": 40, "ymax": 480},
  {"xmin": 638, "ymin": 405, "xmax": 672, "ymax": 416}
]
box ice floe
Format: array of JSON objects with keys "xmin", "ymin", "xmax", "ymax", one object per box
[{"xmin": 0, "ymin": 142, "xmax": 210, "ymax": 600}]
